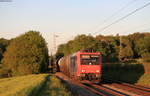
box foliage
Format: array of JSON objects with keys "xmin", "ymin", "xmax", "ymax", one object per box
[
  {"xmin": 56, "ymin": 34, "xmax": 96, "ymax": 57},
  {"xmin": 0, "ymin": 67, "xmax": 11, "ymax": 78},
  {"xmin": 2, "ymin": 31, "xmax": 49, "ymax": 76},
  {"xmin": 136, "ymin": 36, "xmax": 150, "ymax": 62},
  {"xmin": 0, "ymin": 38, "xmax": 10, "ymax": 78},
  {"xmin": 119, "ymin": 36, "xmax": 134, "ymax": 60},
  {"xmin": 0, "ymin": 74, "xmax": 48, "ymax": 96},
  {"xmin": 94, "ymin": 35, "xmax": 118, "ymax": 62},
  {"xmin": 129, "ymin": 32, "xmax": 150, "ymax": 58},
  {"xmin": 0, "ymin": 38, "xmax": 9, "ymax": 63},
  {"xmin": 56, "ymin": 34, "xmax": 119, "ymax": 62},
  {"xmin": 56, "ymin": 32, "xmax": 150, "ymax": 62}
]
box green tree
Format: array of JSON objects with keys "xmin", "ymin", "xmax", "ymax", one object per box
[
  {"xmin": 56, "ymin": 34, "xmax": 96, "ymax": 56},
  {"xmin": 95, "ymin": 35, "xmax": 119, "ymax": 62},
  {"xmin": 128, "ymin": 32, "xmax": 150, "ymax": 58},
  {"xmin": 136, "ymin": 36, "xmax": 150, "ymax": 61},
  {"xmin": 56, "ymin": 32, "xmax": 150, "ymax": 62},
  {"xmin": 0, "ymin": 38, "xmax": 9, "ymax": 63},
  {"xmin": 129, "ymin": 32, "xmax": 145, "ymax": 58},
  {"xmin": 72, "ymin": 34, "xmax": 96, "ymax": 52},
  {"xmin": 2, "ymin": 31, "xmax": 49, "ymax": 76},
  {"xmin": 119, "ymin": 36, "xmax": 133, "ymax": 61}
]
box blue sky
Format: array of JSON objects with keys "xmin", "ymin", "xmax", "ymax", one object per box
[{"xmin": 0, "ymin": 0, "xmax": 150, "ymax": 54}]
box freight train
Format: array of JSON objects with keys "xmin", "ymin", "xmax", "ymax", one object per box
[{"xmin": 58, "ymin": 51, "xmax": 102, "ymax": 82}]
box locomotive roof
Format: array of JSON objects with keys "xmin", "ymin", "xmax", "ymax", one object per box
[{"xmin": 71, "ymin": 51, "xmax": 101, "ymax": 57}]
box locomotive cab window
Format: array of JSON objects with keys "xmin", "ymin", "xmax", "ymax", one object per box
[{"xmin": 80, "ymin": 55, "xmax": 100, "ymax": 65}]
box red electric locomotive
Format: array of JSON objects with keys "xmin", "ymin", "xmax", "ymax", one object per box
[{"xmin": 58, "ymin": 51, "xmax": 102, "ymax": 82}]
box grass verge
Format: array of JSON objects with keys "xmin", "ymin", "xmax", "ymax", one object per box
[
  {"xmin": 0, "ymin": 74, "xmax": 48, "ymax": 96},
  {"xmin": 137, "ymin": 74, "xmax": 150, "ymax": 86},
  {"xmin": 37, "ymin": 75, "xmax": 71, "ymax": 96}
]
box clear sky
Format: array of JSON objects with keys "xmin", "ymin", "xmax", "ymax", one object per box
[{"xmin": 0, "ymin": 0, "xmax": 150, "ymax": 54}]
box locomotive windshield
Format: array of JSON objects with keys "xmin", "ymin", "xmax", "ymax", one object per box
[{"xmin": 80, "ymin": 55, "xmax": 100, "ymax": 65}]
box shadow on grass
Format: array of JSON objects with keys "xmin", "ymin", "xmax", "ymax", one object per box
[
  {"xmin": 37, "ymin": 75, "xmax": 71, "ymax": 96},
  {"xmin": 37, "ymin": 76, "xmax": 51, "ymax": 96},
  {"xmin": 102, "ymin": 63, "xmax": 145, "ymax": 84}
]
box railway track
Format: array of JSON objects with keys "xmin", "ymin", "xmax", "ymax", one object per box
[
  {"xmin": 103, "ymin": 78, "xmax": 150, "ymax": 96},
  {"xmin": 104, "ymin": 83, "xmax": 150, "ymax": 96},
  {"xmin": 56, "ymin": 73, "xmax": 150, "ymax": 96},
  {"xmin": 80, "ymin": 80, "xmax": 138, "ymax": 96}
]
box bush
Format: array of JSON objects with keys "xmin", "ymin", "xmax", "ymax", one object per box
[
  {"xmin": 2, "ymin": 31, "xmax": 49, "ymax": 76},
  {"xmin": 0, "ymin": 68, "xmax": 11, "ymax": 78},
  {"xmin": 102, "ymin": 63, "xmax": 145, "ymax": 83},
  {"xmin": 142, "ymin": 53, "xmax": 150, "ymax": 62}
]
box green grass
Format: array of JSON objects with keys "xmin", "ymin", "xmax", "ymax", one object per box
[
  {"xmin": 0, "ymin": 74, "xmax": 71, "ymax": 96},
  {"xmin": 38, "ymin": 75, "xmax": 71, "ymax": 96},
  {"xmin": 137, "ymin": 74, "xmax": 150, "ymax": 86},
  {"xmin": 0, "ymin": 74, "xmax": 48, "ymax": 96}
]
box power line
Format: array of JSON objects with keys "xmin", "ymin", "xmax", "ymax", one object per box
[
  {"xmin": 123, "ymin": 21, "xmax": 150, "ymax": 33},
  {"xmin": 93, "ymin": 1, "xmax": 150, "ymax": 35},
  {"xmin": 106, "ymin": 0, "xmax": 139, "ymax": 20},
  {"xmin": 139, "ymin": 27, "xmax": 150, "ymax": 32},
  {"xmin": 88, "ymin": 0, "xmax": 139, "ymax": 34},
  {"xmin": 126, "ymin": 27, "xmax": 150, "ymax": 35}
]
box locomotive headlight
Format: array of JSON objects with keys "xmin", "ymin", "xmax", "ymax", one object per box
[
  {"xmin": 82, "ymin": 70, "xmax": 85, "ymax": 72},
  {"xmin": 96, "ymin": 70, "xmax": 100, "ymax": 72}
]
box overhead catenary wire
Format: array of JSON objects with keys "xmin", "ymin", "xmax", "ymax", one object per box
[
  {"xmin": 138, "ymin": 27, "xmax": 150, "ymax": 32},
  {"xmin": 88, "ymin": 0, "xmax": 139, "ymax": 34},
  {"xmin": 93, "ymin": 1, "xmax": 150, "ymax": 35},
  {"xmin": 123, "ymin": 21, "xmax": 150, "ymax": 33}
]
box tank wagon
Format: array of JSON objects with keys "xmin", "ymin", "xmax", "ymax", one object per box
[{"xmin": 58, "ymin": 51, "xmax": 102, "ymax": 81}]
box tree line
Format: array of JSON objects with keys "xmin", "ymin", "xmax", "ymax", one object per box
[
  {"xmin": 56, "ymin": 32, "xmax": 150, "ymax": 62},
  {"xmin": 1, "ymin": 31, "xmax": 150, "ymax": 78},
  {"xmin": 0, "ymin": 31, "xmax": 49, "ymax": 78}
]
